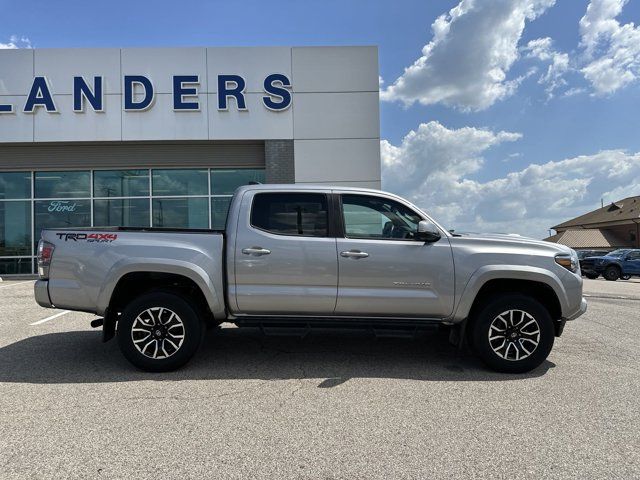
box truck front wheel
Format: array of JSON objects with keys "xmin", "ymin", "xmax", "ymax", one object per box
[
  {"xmin": 470, "ymin": 294, "xmax": 555, "ymax": 373},
  {"xmin": 603, "ymin": 265, "xmax": 620, "ymax": 281},
  {"xmin": 117, "ymin": 292, "xmax": 205, "ymax": 372}
]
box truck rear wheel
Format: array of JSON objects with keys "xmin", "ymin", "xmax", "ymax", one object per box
[
  {"xmin": 117, "ymin": 292, "xmax": 204, "ymax": 372},
  {"xmin": 470, "ymin": 294, "xmax": 555, "ymax": 373}
]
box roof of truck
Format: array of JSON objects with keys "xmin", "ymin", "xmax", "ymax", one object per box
[{"xmin": 235, "ymin": 184, "xmax": 384, "ymax": 194}]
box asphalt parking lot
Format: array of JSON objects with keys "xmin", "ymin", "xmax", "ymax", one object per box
[{"xmin": 0, "ymin": 279, "xmax": 638, "ymax": 479}]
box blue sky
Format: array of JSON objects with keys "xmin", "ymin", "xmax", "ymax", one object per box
[{"xmin": 2, "ymin": 0, "xmax": 640, "ymax": 237}]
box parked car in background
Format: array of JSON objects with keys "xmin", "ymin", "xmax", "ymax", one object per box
[
  {"xmin": 576, "ymin": 250, "xmax": 611, "ymax": 279},
  {"xmin": 580, "ymin": 249, "xmax": 640, "ymax": 281}
]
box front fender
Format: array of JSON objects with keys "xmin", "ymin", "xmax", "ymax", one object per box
[
  {"xmin": 452, "ymin": 265, "xmax": 569, "ymax": 322},
  {"xmin": 604, "ymin": 261, "xmax": 623, "ymax": 270},
  {"xmin": 96, "ymin": 258, "xmax": 224, "ymax": 318}
]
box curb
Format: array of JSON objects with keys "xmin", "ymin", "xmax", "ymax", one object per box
[{"xmin": 0, "ymin": 275, "xmax": 37, "ymax": 281}]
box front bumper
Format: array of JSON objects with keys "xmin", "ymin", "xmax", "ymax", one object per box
[
  {"xmin": 565, "ymin": 297, "xmax": 587, "ymax": 321},
  {"xmin": 34, "ymin": 280, "xmax": 54, "ymax": 308},
  {"xmin": 583, "ymin": 263, "xmax": 605, "ymax": 274}
]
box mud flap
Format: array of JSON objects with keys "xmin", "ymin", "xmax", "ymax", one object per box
[
  {"xmin": 555, "ymin": 319, "xmax": 567, "ymax": 337},
  {"xmin": 102, "ymin": 309, "xmax": 117, "ymax": 343},
  {"xmin": 446, "ymin": 321, "xmax": 463, "ymax": 349}
]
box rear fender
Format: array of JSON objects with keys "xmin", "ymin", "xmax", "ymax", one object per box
[{"xmin": 96, "ymin": 258, "xmax": 224, "ymax": 318}]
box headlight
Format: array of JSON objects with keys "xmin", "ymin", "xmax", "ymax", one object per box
[{"xmin": 555, "ymin": 252, "xmax": 579, "ymax": 273}]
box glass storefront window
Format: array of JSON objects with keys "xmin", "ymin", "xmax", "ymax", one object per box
[
  {"xmin": 34, "ymin": 200, "xmax": 91, "ymax": 243},
  {"xmin": 211, "ymin": 197, "xmax": 232, "ymax": 230},
  {"xmin": 35, "ymin": 171, "xmax": 90, "ymax": 199},
  {"xmin": 0, "ymin": 167, "xmax": 264, "ymax": 274},
  {"xmin": 152, "ymin": 169, "xmax": 208, "ymax": 196},
  {"xmin": 94, "ymin": 170, "xmax": 150, "ymax": 198},
  {"xmin": 0, "ymin": 201, "xmax": 31, "ymax": 256},
  {"xmin": 152, "ymin": 198, "xmax": 208, "ymax": 228},
  {"xmin": 0, "ymin": 172, "xmax": 31, "ymax": 199},
  {"xmin": 211, "ymin": 169, "xmax": 265, "ymax": 195},
  {"xmin": 0, "ymin": 258, "xmax": 32, "ymax": 276},
  {"xmin": 94, "ymin": 199, "xmax": 150, "ymax": 227}
]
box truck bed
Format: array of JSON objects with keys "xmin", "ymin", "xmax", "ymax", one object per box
[
  {"xmin": 50, "ymin": 226, "xmax": 224, "ymax": 234},
  {"xmin": 39, "ymin": 227, "xmax": 226, "ymax": 318}
]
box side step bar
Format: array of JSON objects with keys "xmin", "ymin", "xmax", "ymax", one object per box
[{"xmin": 234, "ymin": 317, "xmax": 444, "ymax": 339}]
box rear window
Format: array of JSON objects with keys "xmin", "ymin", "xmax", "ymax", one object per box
[{"xmin": 250, "ymin": 192, "xmax": 328, "ymax": 237}]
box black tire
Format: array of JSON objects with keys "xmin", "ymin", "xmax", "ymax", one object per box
[
  {"xmin": 470, "ymin": 294, "xmax": 555, "ymax": 374},
  {"xmin": 604, "ymin": 265, "xmax": 620, "ymax": 281},
  {"xmin": 585, "ymin": 273, "xmax": 599, "ymax": 280},
  {"xmin": 117, "ymin": 291, "xmax": 204, "ymax": 372}
]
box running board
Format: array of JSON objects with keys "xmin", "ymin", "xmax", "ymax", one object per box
[{"xmin": 234, "ymin": 317, "xmax": 443, "ymax": 338}]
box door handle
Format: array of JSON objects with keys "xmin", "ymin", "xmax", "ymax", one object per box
[
  {"xmin": 340, "ymin": 250, "xmax": 369, "ymax": 259},
  {"xmin": 242, "ymin": 247, "xmax": 271, "ymax": 256}
]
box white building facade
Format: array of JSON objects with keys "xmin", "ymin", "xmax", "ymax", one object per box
[{"xmin": 0, "ymin": 46, "xmax": 380, "ymax": 275}]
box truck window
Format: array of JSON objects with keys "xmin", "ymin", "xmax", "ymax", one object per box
[
  {"xmin": 250, "ymin": 192, "xmax": 328, "ymax": 237},
  {"xmin": 341, "ymin": 194, "xmax": 422, "ymax": 240}
]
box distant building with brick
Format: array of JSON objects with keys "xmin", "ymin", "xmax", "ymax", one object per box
[{"xmin": 544, "ymin": 196, "xmax": 640, "ymax": 249}]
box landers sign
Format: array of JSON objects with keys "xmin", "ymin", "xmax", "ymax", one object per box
[{"xmin": 0, "ymin": 73, "xmax": 292, "ymax": 114}]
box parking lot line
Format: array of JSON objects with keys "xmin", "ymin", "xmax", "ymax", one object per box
[
  {"xmin": 30, "ymin": 310, "xmax": 71, "ymax": 326},
  {"xmin": 0, "ymin": 281, "xmax": 33, "ymax": 289}
]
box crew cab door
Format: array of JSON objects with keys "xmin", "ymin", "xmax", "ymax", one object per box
[
  {"xmin": 233, "ymin": 191, "xmax": 338, "ymax": 315},
  {"xmin": 623, "ymin": 251, "xmax": 640, "ymax": 274},
  {"xmin": 334, "ymin": 193, "xmax": 455, "ymax": 318}
]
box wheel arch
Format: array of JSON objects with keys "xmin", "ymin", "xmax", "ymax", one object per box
[
  {"xmin": 454, "ymin": 266, "xmax": 566, "ymax": 324},
  {"xmin": 466, "ymin": 279, "xmax": 562, "ymax": 323},
  {"xmin": 97, "ymin": 261, "xmax": 226, "ymax": 320}
]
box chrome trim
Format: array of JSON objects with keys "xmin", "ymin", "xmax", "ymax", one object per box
[
  {"xmin": 241, "ymin": 247, "xmax": 271, "ymax": 256},
  {"xmin": 340, "ymin": 250, "xmax": 369, "ymax": 259}
]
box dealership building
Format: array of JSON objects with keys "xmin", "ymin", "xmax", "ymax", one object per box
[{"xmin": 0, "ymin": 46, "xmax": 380, "ymax": 275}]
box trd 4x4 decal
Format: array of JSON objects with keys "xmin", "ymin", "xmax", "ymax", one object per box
[{"xmin": 56, "ymin": 232, "xmax": 118, "ymax": 243}]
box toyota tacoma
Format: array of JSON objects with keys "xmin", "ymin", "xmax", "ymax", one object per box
[{"xmin": 34, "ymin": 185, "xmax": 587, "ymax": 373}]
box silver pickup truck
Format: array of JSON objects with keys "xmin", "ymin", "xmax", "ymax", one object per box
[{"xmin": 34, "ymin": 184, "xmax": 586, "ymax": 373}]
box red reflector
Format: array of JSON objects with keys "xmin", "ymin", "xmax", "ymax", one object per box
[{"xmin": 41, "ymin": 245, "xmax": 53, "ymax": 261}]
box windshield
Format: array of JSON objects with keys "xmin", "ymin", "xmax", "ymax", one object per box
[{"xmin": 607, "ymin": 249, "xmax": 630, "ymax": 257}]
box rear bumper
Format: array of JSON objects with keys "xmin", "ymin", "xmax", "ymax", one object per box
[
  {"xmin": 564, "ymin": 297, "xmax": 587, "ymax": 321},
  {"xmin": 34, "ymin": 280, "xmax": 54, "ymax": 308}
]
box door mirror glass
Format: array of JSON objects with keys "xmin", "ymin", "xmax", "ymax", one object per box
[{"xmin": 417, "ymin": 220, "xmax": 441, "ymax": 242}]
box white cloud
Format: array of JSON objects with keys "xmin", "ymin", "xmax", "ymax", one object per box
[
  {"xmin": 522, "ymin": 37, "xmax": 570, "ymax": 98},
  {"xmin": 380, "ymin": 0, "xmax": 556, "ymax": 111},
  {"xmin": 382, "ymin": 121, "xmax": 640, "ymax": 237},
  {"xmin": 522, "ymin": 37, "xmax": 554, "ymax": 61},
  {"xmin": 0, "ymin": 35, "xmax": 32, "ymax": 49},
  {"xmin": 579, "ymin": 0, "xmax": 640, "ymax": 94}
]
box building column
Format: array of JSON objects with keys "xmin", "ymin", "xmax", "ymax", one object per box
[{"xmin": 264, "ymin": 140, "xmax": 295, "ymax": 184}]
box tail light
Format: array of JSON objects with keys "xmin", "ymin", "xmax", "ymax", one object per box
[{"xmin": 37, "ymin": 240, "xmax": 55, "ymax": 279}]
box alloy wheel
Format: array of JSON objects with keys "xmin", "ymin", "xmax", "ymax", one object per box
[
  {"xmin": 131, "ymin": 307, "xmax": 186, "ymax": 359},
  {"xmin": 488, "ymin": 309, "xmax": 541, "ymax": 361}
]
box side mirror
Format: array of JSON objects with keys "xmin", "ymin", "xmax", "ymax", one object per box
[{"xmin": 417, "ymin": 220, "xmax": 441, "ymax": 242}]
